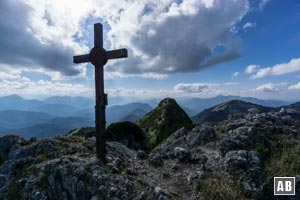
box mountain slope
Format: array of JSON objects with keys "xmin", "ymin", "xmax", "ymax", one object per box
[
  {"xmin": 0, "ymin": 95, "xmax": 89, "ymax": 117},
  {"xmin": 283, "ymin": 102, "xmax": 300, "ymax": 110},
  {"xmin": 0, "ymin": 95, "xmax": 44, "ymax": 111},
  {"xmin": 2, "ymin": 117, "xmax": 93, "ymax": 139},
  {"xmin": 281, "ymin": 102, "xmax": 300, "ymax": 119},
  {"xmin": 43, "ymin": 96, "xmax": 94, "ymax": 109},
  {"xmin": 0, "ymin": 110, "xmax": 55, "ymax": 129},
  {"xmin": 137, "ymin": 98, "xmax": 193, "ymax": 149},
  {"xmin": 32, "ymin": 104, "xmax": 80, "ymax": 117},
  {"xmin": 179, "ymin": 95, "xmax": 290, "ymax": 115},
  {"xmin": 107, "ymin": 102, "xmax": 152, "ymax": 123},
  {"xmin": 192, "ymin": 100, "xmax": 273, "ymax": 124}
]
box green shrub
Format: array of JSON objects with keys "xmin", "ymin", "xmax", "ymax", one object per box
[
  {"xmin": 106, "ymin": 121, "xmax": 149, "ymax": 151},
  {"xmin": 255, "ymin": 142, "xmax": 270, "ymax": 157},
  {"xmin": 199, "ymin": 176, "xmax": 241, "ymax": 200},
  {"xmin": 264, "ymin": 140, "xmax": 300, "ymax": 180},
  {"xmin": 19, "ymin": 137, "xmax": 37, "ymax": 146}
]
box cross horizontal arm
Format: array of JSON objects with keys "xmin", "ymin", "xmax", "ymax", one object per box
[
  {"xmin": 107, "ymin": 48, "xmax": 128, "ymax": 60},
  {"xmin": 73, "ymin": 54, "xmax": 90, "ymax": 64}
]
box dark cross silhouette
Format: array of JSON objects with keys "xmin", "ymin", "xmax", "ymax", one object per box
[{"xmin": 73, "ymin": 23, "xmax": 128, "ymax": 164}]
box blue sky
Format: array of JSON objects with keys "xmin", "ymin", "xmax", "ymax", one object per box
[{"xmin": 0, "ymin": 0, "xmax": 299, "ymax": 101}]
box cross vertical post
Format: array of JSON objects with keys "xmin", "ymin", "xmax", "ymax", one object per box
[
  {"xmin": 73, "ymin": 23, "xmax": 128, "ymax": 164},
  {"xmin": 94, "ymin": 23, "xmax": 106, "ymax": 163}
]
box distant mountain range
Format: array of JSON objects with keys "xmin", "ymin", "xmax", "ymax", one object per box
[
  {"xmin": 0, "ymin": 95, "xmax": 93, "ymax": 116},
  {"xmin": 191, "ymin": 100, "xmax": 273, "ymax": 124},
  {"xmin": 191, "ymin": 99, "xmax": 300, "ymax": 124},
  {"xmin": 0, "ymin": 94, "xmax": 297, "ymax": 139},
  {"xmin": 177, "ymin": 95, "xmax": 291, "ymax": 116},
  {"xmin": 0, "ymin": 95, "xmax": 152, "ymax": 138},
  {"xmin": 73, "ymin": 102, "xmax": 153, "ymax": 125},
  {"xmin": 141, "ymin": 95, "xmax": 291, "ymax": 116}
]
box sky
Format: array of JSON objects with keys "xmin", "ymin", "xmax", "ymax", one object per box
[{"xmin": 0, "ymin": 0, "xmax": 300, "ymax": 101}]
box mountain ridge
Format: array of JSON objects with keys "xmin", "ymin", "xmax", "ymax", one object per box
[
  {"xmin": 138, "ymin": 98, "xmax": 193, "ymax": 149},
  {"xmin": 191, "ymin": 99, "xmax": 274, "ymax": 124}
]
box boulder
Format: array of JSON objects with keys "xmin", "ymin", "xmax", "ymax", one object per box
[
  {"xmin": 0, "ymin": 135, "xmax": 20, "ymax": 161},
  {"xmin": 218, "ymin": 138, "xmax": 245, "ymax": 157},
  {"xmin": 150, "ymin": 127, "xmax": 189, "ymax": 159},
  {"xmin": 224, "ymin": 118, "xmax": 247, "ymax": 131},
  {"xmin": 224, "ymin": 150, "xmax": 264, "ymax": 198},
  {"xmin": 187, "ymin": 123, "xmax": 217, "ymax": 147},
  {"xmin": 174, "ymin": 147, "xmax": 190, "ymax": 162}
]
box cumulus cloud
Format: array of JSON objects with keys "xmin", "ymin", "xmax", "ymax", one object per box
[
  {"xmin": 242, "ymin": 22, "xmax": 256, "ymax": 30},
  {"xmin": 104, "ymin": 0, "xmax": 249, "ymax": 75},
  {"xmin": 0, "ymin": 0, "xmax": 90, "ymax": 77},
  {"xmin": 288, "ymin": 82, "xmax": 300, "ymax": 90},
  {"xmin": 255, "ymin": 82, "xmax": 287, "ymax": 93},
  {"xmin": 245, "ymin": 64, "xmax": 260, "ymax": 74},
  {"xmin": 174, "ymin": 82, "xmax": 219, "ymax": 93},
  {"xmin": 0, "ymin": 0, "xmax": 250, "ymax": 78},
  {"xmin": 250, "ymin": 58, "xmax": 300, "ymax": 79}
]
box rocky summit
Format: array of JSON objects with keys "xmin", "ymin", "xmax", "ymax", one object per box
[
  {"xmin": 138, "ymin": 98, "xmax": 193, "ymax": 149},
  {"xmin": 0, "ymin": 102, "xmax": 300, "ymax": 199}
]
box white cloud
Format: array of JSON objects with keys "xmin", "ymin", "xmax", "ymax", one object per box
[
  {"xmin": 242, "ymin": 22, "xmax": 256, "ymax": 30},
  {"xmin": 0, "ymin": 0, "xmax": 91, "ymax": 77},
  {"xmin": 224, "ymin": 82, "xmax": 239, "ymax": 85},
  {"xmin": 288, "ymin": 82, "xmax": 300, "ymax": 90},
  {"xmin": 232, "ymin": 72, "xmax": 239, "ymax": 77},
  {"xmin": 245, "ymin": 64, "xmax": 260, "ymax": 74},
  {"xmin": 174, "ymin": 82, "xmax": 219, "ymax": 93},
  {"xmin": 106, "ymin": 88, "xmax": 172, "ymax": 97},
  {"xmin": 102, "ymin": 0, "xmax": 249, "ymax": 75},
  {"xmin": 255, "ymin": 82, "xmax": 287, "ymax": 93},
  {"xmin": 250, "ymin": 57, "xmax": 300, "ymax": 79},
  {"xmin": 259, "ymin": 0, "xmax": 270, "ymax": 10},
  {"xmin": 0, "ymin": 79, "xmax": 94, "ymax": 97}
]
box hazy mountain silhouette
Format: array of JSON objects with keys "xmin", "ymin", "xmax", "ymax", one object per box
[
  {"xmin": 0, "ymin": 94, "xmax": 296, "ymax": 139},
  {"xmin": 178, "ymin": 95, "xmax": 290, "ymax": 116},
  {"xmin": 0, "ymin": 110, "xmax": 55, "ymax": 129},
  {"xmin": 73, "ymin": 102, "xmax": 153, "ymax": 125},
  {"xmin": 43, "ymin": 96, "xmax": 94, "ymax": 109},
  {"xmin": 191, "ymin": 100, "xmax": 274, "ymax": 124}
]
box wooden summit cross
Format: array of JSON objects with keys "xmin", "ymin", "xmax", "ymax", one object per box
[{"xmin": 73, "ymin": 23, "xmax": 128, "ymax": 164}]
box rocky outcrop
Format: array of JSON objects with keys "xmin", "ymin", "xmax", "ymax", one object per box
[
  {"xmin": 0, "ymin": 135, "xmax": 20, "ymax": 161},
  {"xmin": 0, "ymin": 136, "xmax": 157, "ymax": 200},
  {"xmin": 0, "ymin": 109, "xmax": 299, "ymax": 200},
  {"xmin": 187, "ymin": 123, "xmax": 217, "ymax": 146},
  {"xmin": 224, "ymin": 150, "xmax": 264, "ymax": 198}
]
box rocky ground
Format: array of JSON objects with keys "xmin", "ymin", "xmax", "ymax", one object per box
[{"xmin": 0, "ymin": 110, "xmax": 299, "ymax": 200}]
